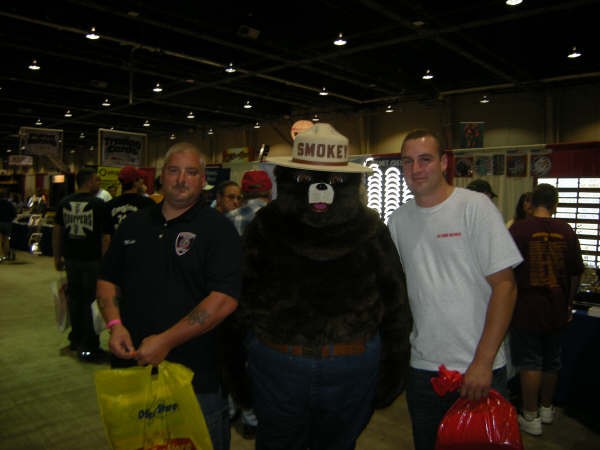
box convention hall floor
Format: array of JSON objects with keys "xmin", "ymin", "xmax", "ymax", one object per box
[{"xmin": 1, "ymin": 251, "xmax": 598, "ymax": 450}]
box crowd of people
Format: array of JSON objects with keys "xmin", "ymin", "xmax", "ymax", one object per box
[{"xmin": 4, "ymin": 124, "xmax": 583, "ymax": 450}]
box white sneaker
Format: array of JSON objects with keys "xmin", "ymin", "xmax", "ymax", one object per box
[
  {"xmin": 539, "ymin": 405, "xmax": 555, "ymax": 424},
  {"xmin": 518, "ymin": 414, "xmax": 542, "ymax": 436}
]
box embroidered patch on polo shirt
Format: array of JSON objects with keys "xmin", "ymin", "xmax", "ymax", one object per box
[{"xmin": 175, "ymin": 232, "xmax": 196, "ymax": 256}]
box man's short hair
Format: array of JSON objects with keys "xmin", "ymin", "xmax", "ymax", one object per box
[
  {"xmin": 401, "ymin": 129, "xmax": 444, "ymax": 156},
  {"xmin": 163, "ymin": 142, "xmax": 206, "ymax": 170},
  {"xmin": 532, "ymin": 183, "xmax": 558, "ymax": 210},
  {"xmin": 76, "ymin": 167, "xmax": 96, "ymax": 187},
  {"xmin": 216, "ymin": 180, "xmax": 240, "ymax": 197}
]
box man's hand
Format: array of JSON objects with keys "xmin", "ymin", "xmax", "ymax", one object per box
[
  {"xmin": 108, "ymin": 324, "xmax": 136, "ymax": 359},
  {"xmin": 460, "ymin": 360, "xmax": 492, "ymax": 401},
  {"xmin": 134, "ymin": 334, "xmax": 171, "ymax": 366}
]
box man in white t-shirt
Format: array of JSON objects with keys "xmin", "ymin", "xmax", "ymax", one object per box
[{"xmin": 387, "ymin": 130, "xmax": 522, "ymax": 450}]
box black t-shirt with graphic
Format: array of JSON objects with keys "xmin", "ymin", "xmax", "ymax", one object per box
[
  {"xmin": 55, "ymin": 192, "xmax": 110, "ymax": 260},
  {"xmin": 106, "ymin": 193, "xmax": 155, "ymax": 233}
]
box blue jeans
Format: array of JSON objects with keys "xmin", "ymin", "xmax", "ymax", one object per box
[
  {"xmin": 407, "ymin": 366, "xmax": 508, "ymax": 450},
  {"xmin": 246, "ymin": 333, "xmax": 381, "ymax": 450},
  {"xmin": 196, "ymin": 388, "xmax": 230, "ymax": 450}
]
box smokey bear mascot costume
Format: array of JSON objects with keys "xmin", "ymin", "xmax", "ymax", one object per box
[{"xmin": 228, "ymin": 123, "xmax": 411, "ymax": 450}]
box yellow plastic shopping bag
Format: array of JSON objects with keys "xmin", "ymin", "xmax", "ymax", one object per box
[{"xmin": 95, "ymin": 361, "xmax": 213, "ymax": 450}]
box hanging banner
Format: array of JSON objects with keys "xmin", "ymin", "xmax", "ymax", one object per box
[
  {"xmin": 18, "ymin": 127, "xmax": 63, "ymax": 158},
  {"xmin": 8, "ymin": 154, "xmax": 34, "ymax": 166},
  {"xmin": 98, "ymin": 128, "xmax": 147, "ymax": 167}
]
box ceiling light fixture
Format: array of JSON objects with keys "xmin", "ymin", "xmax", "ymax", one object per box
[
  {"xmin": 208, "ymin": 128, "xmax": 214, "ymax": 135},
  {"xmin": 85, "ymin": 26, "xmax": 100, "ymax": 40},
  {"xmin": 333, "ymin": 33, "xmax": 347, "ymax": 46},
  {"xmin": 225, "ymin": 62, "xmax": 236, "ymax": 73},
  {"xmin": 480, "ymin": 95, "xmax": 490, "ymax": 104},
  {"xmin": 312, "ymin": 114, "xmax": 320, "ymax": 122},
  {"xmin": 64, "ymin": 109, "xmax": 72, "ymax": 118},
  {"xmin": 567, "ymin": 46, "xmax": 582, "ymax": 58},
  {"xmin": 79, "ymin": 132, "xmax": 85, "ymax": 139},
  {"xmin": 35, "ymin": 118, "xmax": 42, "ymax": 126},
  {"xmin": 385, "ymin": 105, "xmax": 394, "ymax": 113},
  {"xmin": 28, "ymin": 59, "xmax": 40, "ymax": 70},
  {"xmin": 143, "ymin": 120, "xmax": 150, "ymax": 127},
  {"xmin": 6, "ymin": 148, "xmax": 12, "ymax": 153},
  {"xmin": 153, "ymin": 82, "xmax": 163, "ymax": 92},
  {"xmin": 102, "ymin": 98, "xmax": 111, "ymax": 107},
  {"xmin": 253, "ymin": 122, "xmax": 261, "ymax": 129},
  {"xmin": 422, "ymin": 69, "xmax": 434, "ymax": 80},
  {"xmin": 505, "ymin": 0, "xmax": 523, "ymax": 5},
  {"xmin": 187, "ymin": 111, "xmax": 195, "ymax": 119},
  {"xmin": 243, "ymin": 100, "xmax": 253, "ymax": 109},
  {"xmin": 169, "ymin": 133, "xmax": 176, "ymax": 140},
  {"xmin": 319, "ymin": 87, "xmax": 329, "ymax": 96}
]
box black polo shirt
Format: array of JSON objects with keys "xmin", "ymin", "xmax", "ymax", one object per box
[{"xmin": 100, "ymin": 200, "xmax": 242, "ymax": 393}]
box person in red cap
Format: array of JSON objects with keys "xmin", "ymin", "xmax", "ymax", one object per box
[
  {"xmin": 225, "ymin": 170, "xmax": 272, "ymax": 235},
  {"xmin": 105, "ymin": 166, "xmax": 155, "ymax": 234}
]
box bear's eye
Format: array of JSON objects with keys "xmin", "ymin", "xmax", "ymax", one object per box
[
  {"xmin": 296, "ymin": 173, "xmax": 312, "ymax": 184},
  {"xmin": 328, "ymin": 175, "xmax": 344, "ymax": 185}
]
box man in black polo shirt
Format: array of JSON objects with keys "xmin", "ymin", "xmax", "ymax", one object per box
[
  {"xmin": 53, "ymin": 167, "xmax": 111, "ymax": 362},
  {"xmin": 96, "ymin": 143, "xmax": 241, "ymax": 450}
]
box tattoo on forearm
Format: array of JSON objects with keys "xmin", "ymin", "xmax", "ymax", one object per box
[{"xmin": 187, "ymin": 309, "xmax": 210, "ymax": 326}]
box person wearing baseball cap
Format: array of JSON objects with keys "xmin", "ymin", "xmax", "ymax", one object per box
[
  {"xmin": 225, "ymin": 170, "xmax": 272, "ymax": 236},
  {"xmin": 105, "ymin": 166, "xmax": 155, "ymax": 233},
  {"xmin": 466, "ymin": 179, "xmax": 498, "ymax": 199}
]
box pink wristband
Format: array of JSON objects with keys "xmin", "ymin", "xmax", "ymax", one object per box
[{"xmin": 106, "ymin": 319, "xmax": 122, "ymax": 330}]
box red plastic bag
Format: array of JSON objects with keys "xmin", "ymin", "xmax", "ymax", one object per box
[{"xmin": 432, "ymin": 365, "xmax": 523, "ymax": 450}]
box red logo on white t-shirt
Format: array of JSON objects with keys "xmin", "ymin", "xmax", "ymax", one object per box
[{"xmin": 436, "ymin": 232, "xmax": 462, "ymax": 239}]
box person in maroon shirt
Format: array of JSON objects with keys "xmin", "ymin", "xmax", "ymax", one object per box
[{"xmin": 509, "ymin": 183, "xmax": 585, "ymax": 436}]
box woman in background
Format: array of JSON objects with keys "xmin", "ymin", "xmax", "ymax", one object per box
[{"xmin": 506, "ymin": 192, "xmax": 533, "ymax": 228}]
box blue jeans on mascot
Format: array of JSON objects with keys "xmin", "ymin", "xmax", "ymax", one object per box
[{"xmin": 246, "ymin": 332, "xmax": 381, "ymax": 450}]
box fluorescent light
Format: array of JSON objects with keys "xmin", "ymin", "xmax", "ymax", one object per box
[
  {"xmin": 243, "ymin": 100, "xmax": 253, "ymax": 109},
  {"xmin": 28, "ymin": 59, "xmax": 40, "ymax": 70},
  {"xmin": 86, "ymin": 26, "xmax": 100, "ymax": 40},
  {"xmin": 568, "ymin": 47, "xmax": 582, "ymax": 58},
  {"xmin": 79, "ymin": 132, "xmax": 85, "ymax": 139},
  {"xmin": 225, "ymin": 63, "xmax": 236, "ymax": 73},
  {"xmin": 143, "ymin": 120, "xmax": 150, "ymax": 127},
  {"xmin": 319, "ymin": 87, "xmax": 329, "ymax": 96},
  {"xmin": 35, "ymin": 118, "xmax": 42, "ymax": 126},
  {"xmin": 64, "ymin": 109, "xmax": 72, "ymax": 118},
  {"xmin": 153, "ymin": 82, "xmax": 163, "ymax": 92},
  {"xmin": 333, "ymin": 33, "xmax": 347, "ymax": 46},
  {"xmin": 480, "ymin": 95, "xmax": 490, "ymax": 104},
  {"xmin": 187, "ymin": 111, "xmax": 195, "ymax": 119},
  {"xmin": 208, "ymin": 128, "xmax": 214, "ymax": 135},
  {"xmin": 422, "ymin": 69, "xmax": 434, "ymax": 80},
  {"xmin": 169, "ymin": 133, "xmax": 176, "ymax": 140},
  {"xmin": 102, "ymin": 98, "xmax": 111, "ymax": 107},
  {"xmin": 253, "ymin": 122, "xmax": 261, "ymax": 129},
  {"xmin": 312, "ymin": 114, "xmax": 320, "ymax": 122},
  {"xmin": 385, "ymin": 105, "xmax": 394, "ymax": 113},
  {"xmin": 506, "ymin": 0, "xmax": 523, "ymax": 5}
]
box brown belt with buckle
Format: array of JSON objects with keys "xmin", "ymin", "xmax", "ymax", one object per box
[{"xmin": 260, "ymin": 336, "xmax": 369, "ymax": 358}]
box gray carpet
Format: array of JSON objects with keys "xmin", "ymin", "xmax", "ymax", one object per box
[{"xmin": 1, "ymin": 251, "xmax": 598, "ymax": 449}]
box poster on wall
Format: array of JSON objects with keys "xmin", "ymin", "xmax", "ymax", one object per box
[
  {"xmin": 8, "ymin": 155, "xmax": 34, "ymax": 166},
  {"xmin": 222, "ymin": 147, "xmax": 251, "ymax": 163},
  {"xmin": 530, "ymin": 149, "xmax": 552, "ymax": 177},
  {"xmin": 98, "ymin": 128, "xmax": 146, "ymax": 167},
  {"xmin": 19, "ymin": 127, "xmax": 63, "ymax": 159},
  {"xmin": 454, "ymin": 155, "xmax": 474, "ymax": 177},
  {"xmin": 458, "ymin": 122, "xmax": 484, "ymax": 148},
  {"xmin": 474, "ymin": 156, "xmax": 492, "ymax": 176},
  {"xmin": 506, "ymin": 152, "xmax": 528, "ymax": 177},
  {"xmin": 492, "ymin": 154, "xmax": 505, "ymax": 175}
]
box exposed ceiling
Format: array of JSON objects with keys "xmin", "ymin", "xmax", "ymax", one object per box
[{"xmin": 1, "ymin": 0, "xmax": 599, "ymax": 153}]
